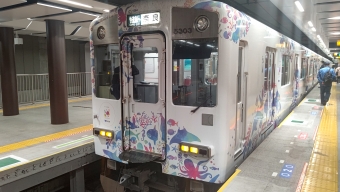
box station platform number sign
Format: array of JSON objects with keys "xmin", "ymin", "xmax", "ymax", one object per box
[{"xmin": 280, "ymin": 164, "xmax": 295, "ymax": 178}]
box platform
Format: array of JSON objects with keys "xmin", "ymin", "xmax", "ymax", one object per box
[
  {"xmin": 0, "ymin": 97, "xmax": 100, "ymax": 192},
  {"xmin": 219, "ymin": 84, "xmax": 339, "ymax": 192}
]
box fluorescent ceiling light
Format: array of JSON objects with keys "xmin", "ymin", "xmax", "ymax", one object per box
[
  {"xmin": 307, "ymin": 21, "xmax": 313, "ymax": 27},
  {"xmin": 25, "ymin": 21, "xmax": 33, "ymax": 30},
  {"xmin": 79, "ymin": 12, "xmax": 100, "ymax": 17},
  {"xmin": 330, "ymin": 32, "xmax": 340, "ymax": 35},
  {"xmin": 317, "ymin": 35, "xmax": 321, "ymax": 38},
  {"xmin": 311, "ymin": 27, "xmax": 316, "ymax": 32},
  {"xmin": 328, "ymin": 16, "xmax": 340, "ymax": 20},
  {"xmin": 194, "ymin": 44, "xmax": 200, "ymax": 47},
  {"xmin": 295, "ymin": 1, "xmax": 304, "ymax": 12},
  {"xmin": 58, "ymin": 0, "xmax": 92, "ymax": 8},
  {"xmin": 187, "ymin": 42, "xmax": 193, "ymax": 45},
  {"xmin": 103, "ymin": 9, "xmax": 110, "ymax": 12},
  {"xmin": 37, "ymin": 3, "xmax": 72, "ymax": 11}
]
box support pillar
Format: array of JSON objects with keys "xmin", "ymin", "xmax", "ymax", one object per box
[
  {"xmin": 46, "ymin": 20, "xmax": 69, "ymax": 124},
  {"xmin": 0, "ymin": 27, "xmax": 19, "ymax": 116}
]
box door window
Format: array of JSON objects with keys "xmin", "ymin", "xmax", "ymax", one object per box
[
  {"xmin": 132, "ymin": 47, "xmax": 159, "ymax": 104},
  {"xmin": 300, "ymin": 58, "xmax": 307, "ymax": 79},
  {"xmin": 281, "ymin": 55, "xmax": 290, "ymax": 86},
  {"xmin": 237, "ymin": 47, "xmax": 243, "ymax": 102}
]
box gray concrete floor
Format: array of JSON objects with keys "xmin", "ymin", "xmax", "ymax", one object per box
[
  {"xmin": 223, "ymin": 86, "xmax": 324, "ymax": 192},
  {"xmin": 0, "ymin": 99, "xmax": 92, "ymax": 146}
]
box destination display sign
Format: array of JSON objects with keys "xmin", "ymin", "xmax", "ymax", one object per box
[{"xmin": 127, "ymin": 12, "xmax": 160, "ymax": 27}]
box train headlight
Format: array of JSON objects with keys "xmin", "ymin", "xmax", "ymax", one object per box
[
  {"xmin": 100, "ymin": 131, "xmax": 106, "ymax": 137},
  {"xmin": 181, "ymin": 145, "xmax": 189, "ymax": 152},
  {"xmin": 105, "ymin": 132, "xmax": 112, "ymax": 137},
  {"xmin": 194, "ymin": 15, "xmax": 209, "ymax": 32},
  {"xmin": 179, "ymin": 142, "xmax": 212, "ymax": 158},
  {"xmin": 94, "ymin": 128, "xmax": 114, "ymax": 139},
  {"xmin": 190, "ymin": 147, "xmax": 198, "ymax": 154}
]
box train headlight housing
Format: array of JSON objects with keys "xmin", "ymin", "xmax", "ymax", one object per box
[
  {"xmin": 194, "ymin": 15, "xmax": 209, "ymax": 32},
  {"xmin": 93, "ymin": 128, "xmax": 114, "ymax": 139},
  {"xmin": 179, "ymin": 142, "xmax": 212, "ymax": 158}
]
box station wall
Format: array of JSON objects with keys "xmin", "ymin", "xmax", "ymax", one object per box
[{"xmin": 14, "ymin": 35, "xmax": 88, "ymax": 74}]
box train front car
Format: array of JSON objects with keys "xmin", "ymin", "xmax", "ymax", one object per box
[{"xmin": 90, "ymin": 0, "xmax": 248, "ymax": 191}]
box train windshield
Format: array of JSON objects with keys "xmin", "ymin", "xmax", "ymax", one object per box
[{"xmin": 172, "ymin": 38, "xmax": 218, "ymax": 107}]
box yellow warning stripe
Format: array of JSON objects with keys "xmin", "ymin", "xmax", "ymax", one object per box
[
  {"xmin": 0, "ymin": 97, "xmax": 91, "ymax": 113},
  {"xmin": 217, "ymin": 169, "xmax": 241, "ymax": 192},
  {"xmin": 301, "ymin": 83, "xmax": 338, "ymax": 191},
  {"xmin": 0, "ymin": 124, "xmax": 93, "ymax": 154}
]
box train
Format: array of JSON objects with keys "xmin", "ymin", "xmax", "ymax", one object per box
[{"xmin": 89, "ymin": 0, "xmax": 331, "ymax": 191}]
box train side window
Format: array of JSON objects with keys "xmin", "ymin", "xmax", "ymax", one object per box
[
  {"xmin": 172, "ymin": 38, "xmax": 218, "ymax": 107},
  {"xmin": 281, "ymin": 55, "xmax": 290, "ymax": 86},
  {"xmin": 94, "ymin": 44, "xmax": 120, "ymax": 99},
  {"xmin": 300, "ymin": 58, "xmax": 307, "ymax": 79}
]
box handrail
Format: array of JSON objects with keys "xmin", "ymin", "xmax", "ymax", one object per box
[{"xmin": 0, "ymin": 72, "xmax": 92, "ymax": 108}]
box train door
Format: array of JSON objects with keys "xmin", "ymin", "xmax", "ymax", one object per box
[
  {"xmin": 119, "ymin": 33, "xmax": 166, "ymax": 163},
  {"xmin": 235, "ymin": 41, "xmax": 247, "ymax": 157}
]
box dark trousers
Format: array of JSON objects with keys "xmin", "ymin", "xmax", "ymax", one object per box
[
  {"xmin": 337, "ymin": 76, "xmax": 340, "ymax": 83},
  {"xmin": 320, "ymin": 85, "xmax": 331, "ymax": 104}
]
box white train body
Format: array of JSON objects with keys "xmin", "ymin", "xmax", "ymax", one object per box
[{"xmin": 90, "ymin": 0, "xmax": 329, "ymax": 190}]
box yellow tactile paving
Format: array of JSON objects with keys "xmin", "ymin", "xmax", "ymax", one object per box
[
  {"xmin": 0, "ymin": 97, "xmax": 92, "ymax": 113},
  {"xmin": 301, "ymin": 83, "xmax": 338, "ymax": 192},
  {"xmin": 0, "ymin": 124, "xmax": 92, "ymax": 155}
]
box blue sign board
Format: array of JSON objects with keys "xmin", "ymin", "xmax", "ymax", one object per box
[{"xmin": 280, "ymin": 164, "xmax": 294, "ymax": 178}]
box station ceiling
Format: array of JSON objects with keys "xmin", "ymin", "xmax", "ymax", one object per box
[{"xmin": 0, "ymin": 0, "xmax": 338, "ymax": 59}]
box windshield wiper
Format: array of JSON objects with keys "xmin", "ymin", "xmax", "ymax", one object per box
[{"xmin": 191, "ymin": 97, "xmax": 211, "ymax": 114}]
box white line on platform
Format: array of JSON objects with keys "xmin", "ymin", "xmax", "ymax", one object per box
[
  {"xmin": 279, "ymin": 160, "xmax": 284, "ymax": 163},
  {"xmin": 298, "ymin": 130, "xmax": 301, "ymax": 132},
  {"xmin": 294, "ymin": 135, "xmax": 298, "ymax": 138},
  {"xmin": 286, "ymin": 150, "xmax": 290, "ymax": 153},
  {"xmin": 272, "ymin": 172, "xmax": 278, "ymax": 177},
  {"xmin": 290, "ymin": 142, "xmax": 294, "ymax": 144}
]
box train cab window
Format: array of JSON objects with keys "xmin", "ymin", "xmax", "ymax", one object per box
[
  {"xmin": 281, "ymin": 55, "xmax": 290, "ymax": 86},
  {"xmin": 132, "ymin": 47, "xmax": 159, "ymax": 103},
  {"xmin": 172, "ymin": 38, "xmax": 218, "ymax": 107},
  {"xmin": 300, "ymin": 58, "xmax": 307, "ymax": 79},
  {"xmin": 94, "ymin": 44, "xmax": 120, "ymax": 99}
]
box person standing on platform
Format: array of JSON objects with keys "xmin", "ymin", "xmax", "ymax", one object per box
[
  {"xmin": 335, "ymin": 65, "xmax": 340, "ymax": 84},
  {"xmin": 317, "ymin": 61, "xmax": 336, "ymax": 105}
]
